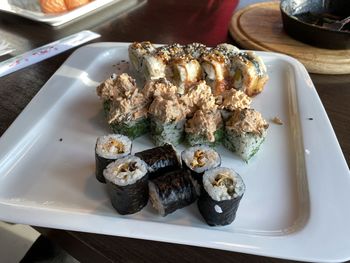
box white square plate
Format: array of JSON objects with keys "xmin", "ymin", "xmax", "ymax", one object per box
[
  {"xmin": 0, "ymin": 42, "xmax": 349, "ymax": 262},
  {"xmin": 0, "ymin": 0, "xmax": 122, "ymax": 26}
]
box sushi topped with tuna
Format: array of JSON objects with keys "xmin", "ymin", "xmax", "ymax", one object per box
[
  {"xmin": 185, "ymin": 109, "xmax": 223, "ymax": 146},
  {"xmin": 224, "ymin": 108, "xmax": 269, "ymax": 162},
  {"xmin": 97, "ymin": 73, "xmax": 149, "ymax": 139}
]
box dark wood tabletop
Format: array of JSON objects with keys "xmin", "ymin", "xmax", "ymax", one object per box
[{"xmin": 0, "ymin": 0, "xmax": 349, "ymax": 262}]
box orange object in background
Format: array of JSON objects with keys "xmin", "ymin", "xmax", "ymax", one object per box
[
  {"xmin": 64, "ymin": 0, "xmax": 91, "ymax": 10},
  {"xmin": 40, "ymin": 0, "xmax": 91, "ymax": 13}
]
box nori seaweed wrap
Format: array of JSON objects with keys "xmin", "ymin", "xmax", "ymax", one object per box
[
  {"xmin": 198, "ymin": 167, "xmax": 245, "ymax": 226},
  {"xmin": 148, "ymin": 169, "xmax": 198, "ymax": 216},
  {"xmin": 135, "ymin": 144, "xmax": 181, "ymax": 179},
  {"xmin": 181, "ymin": 145, "xmax": 221, "ymax": 186},
  {"xmin": 95, "ymin": 134, "xmax": 132, "ymax": 183},
  {"xmin": 104, "ymin": 156, "xmax": 149, "ymax": 215}
]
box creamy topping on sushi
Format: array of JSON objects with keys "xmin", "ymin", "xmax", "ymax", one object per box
[
  {"xmin": 180, "ymin": 81, "xmax": 217, "ymax": 115},
  {"xmin": 182, "ymin": 145, "xmax": 221, "ymax": 174},
  {"xmin": 217, "ymin": 89, "xmax": 252, "ymax": 111},
  {"xmin": 203, "ymin": 167, "xmax": 245, "ymax": 201},
  {"xmin": 96, "ymin": 134, "xmax": 132, "ymax": 159},
  {"xmin": 225, "ymin": 108, "xmax": 269, "ymax": 135},
  {"xmin": 108, "ymin": 88, "xmax": 148, "ymax": 124},
  {"xmin": 148, "ymin": 95, "xmax": 187, "ymax": 123},
  {"xmin": 185, "ymin": 110, "xmax": 222, "ymax": 142},
  {"xmin": 104, "ymin": 156, "xmax": 148, "ymax": 186},
  {"xmin": 96, "ymin": 73, "xmax": 137, "ymax": 102},
  {"xmin": 142, "ymin": 78, "xmax": 178, "ymax": 101}
]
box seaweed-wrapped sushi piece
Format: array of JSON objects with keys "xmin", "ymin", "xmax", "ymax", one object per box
[
  {"xmin": 95, "ymin": 134, "xmax": 132, "ymax": 183},
  {"xmin": 148, "ymin": 169, "xmax": 198, "ymax": 216},
  {"xmin": 135, "ymin": 144, "xmax": 181, "ymax": 179},
  {"xmin": 104, "ymin": 156, "xmax": 149, "ymax": 215},
  {"xmin": 224, "ymin": 108, "xmax": 269, "ymax": 162},
  {"xmin": 181, "ymin": 145, "xmax": 221, "ymax": 186},
  {"xmin": 198, "ymin": 167, "xmax": 245, "ymax": 226}
]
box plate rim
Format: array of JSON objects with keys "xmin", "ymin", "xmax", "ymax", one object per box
[{"xmin": 0, "ymin": 42, "xmax": 349, "ymax": 262}]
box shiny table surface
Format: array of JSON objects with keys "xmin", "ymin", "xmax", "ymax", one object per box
[{"xmin": 0, "ymin": 0, "xmax": 349, "ymax": 262}]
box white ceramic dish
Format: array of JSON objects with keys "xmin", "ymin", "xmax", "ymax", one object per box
[
  {"xmin": 0, "ymin": 0, "xmax": 121, "ymax": 26},
  {"xmin": 0, "ymin": 42, "xmax": 349, "ymax": 262}
]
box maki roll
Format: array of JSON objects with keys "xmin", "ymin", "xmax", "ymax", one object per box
[
  {"xmin": 135, "ymin": 144, "xmax": 181, "ymax": 179},
  {"xmin": 181, "ymin": 145, "xmax": 221, "ymax": 186},
  {"xmin": 107, "ymin": 87, "xmax": 149, "ymax": 139},
  {"xmin": 200, "ymin": 49, "xmax": 229, "ymax": 96},
  {"xmin": 229, "ymin": 51, "xmax": 269, "ymax": 97},
  {"xmin": 95, "ymin": 134, "xmax": 132, "ymax": 183},
  {"xmin": 185, "ymin": 110, "xmax": 223, "ymax": 146},
  {"xmin": 104, "ymin": 156, "xmax": 149, "ymax": 215},
  {"xmin": 148, "ymin": 169, "xmax": 198, "ymax": 216},
  {"xmin": 143, "ymin": 44, "xmax": 184, "ymax": 80},
  {"xmin": 216, "ymin": 89, "xmax": 252, "ymax": 121},
  {"xmin": 128, "ymin": 41, "xmax": 156, "ymax": 73},
  {"xmin": 148, "ymin": 95, "xmax": 187, "ymax": 146},
  {"xmin": 170, "ymin": 54, "xmax": 202, "ymax": 93},
  {"xmin": 142, "ymin": 78, "xmax": 178, "ymax": 102},
  {"xmin": 198, "ymin": 167, "xmax": 245, "ymax": 226},
  {"xmin": 224, "ymin": 108, "xmax": 269, "ymax": 162}
]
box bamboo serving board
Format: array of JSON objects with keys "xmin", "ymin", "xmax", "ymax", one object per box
[{"xmin": 229, "ymin": 1, "xmax": 350, "ymax": 74}]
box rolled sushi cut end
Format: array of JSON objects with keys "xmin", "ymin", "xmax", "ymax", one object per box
[
  {"xmin": 198, "ymin": 167, "xmax": 245, "ymax": 226},
  {"xmin": 181, "ymin": 145, "xmax": 221, "ymax": 185},
  {"xmin": 135, "ymin": 143, "xmax": 181, "ymax": 179},
  {"xmin": 148, "ymin": 169, "xmax": 198, "ymax": 217},
  {"xmin": 95, "ymin": 134, "xmax": 132, "ymax": 183},
  {"xmin": 223, "ymin": 108, "xmax": 269, "ymax": 162},
  {"xmin": 128, "ymin": 41, "xmax": 156, "ymax": 73},
  {"xmin": 104, "ymin": 156, "xmax": 149, "ymax": 215}
]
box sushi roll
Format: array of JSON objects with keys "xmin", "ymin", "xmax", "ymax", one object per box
[
  {"xmin": 181, "ymin": 145, "xmax": 221, "ymax": 186},
  {"xmin": 148, "ymin": 95, "xmax": 187, "ymax": 146},
  {"xmin": 95, "ymin": 134, "xmax": 132, "ymax": 183},
  {"xmin": 107, "ymin": 88, "xmax": 149, "ymax": 139},
  {"xmin": 229, "ymin": 51, "xmax": 269, "ymax": 97},
  {"xmin": 104, "ymin": 156, "xmax": 149, "ymax": 215},
  {"xmin": 148, "ymin": 169, "xmax": 198, "ymax": 216},
  {"xmin": 216, "ymin": 89, "xmax": 252, "ymax": 121},
  {"xmin": 200, "ymin": 49, "xmax": 229, "ymax": 96},
  {"xmin": 142, "ymin": 43, "xmax": 184, "ymax": 80},
  {"xmin": 170, "ymin": 54, "xmax": 202, "ymax": 94},
  {"xmin": 224, "ymin": 108, "xmax": 269, "ymax": 162},
  {"xmin": 198, "ymin": 167, "xmax": 245, "ymax": 226},
  {"xmin": 128, "ymin": 41, "xmax": 156, "ymax": 73},
  {"xmin": 185, "ymin": 110, "xmax": 223, "ymax": 146},
  {"xmin": 135, "ymin": 144, "xmax": 181, "ymax": 179}
]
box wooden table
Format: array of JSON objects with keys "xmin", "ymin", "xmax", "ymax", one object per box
[{"xmin": 0, "ymin": 0, "xmax": 349, "ymax": 262}]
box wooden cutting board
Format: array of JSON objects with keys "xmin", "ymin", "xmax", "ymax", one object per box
[{"xmin": 229, "ymin": 1, "xmax": 350, "ymax": 74}]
